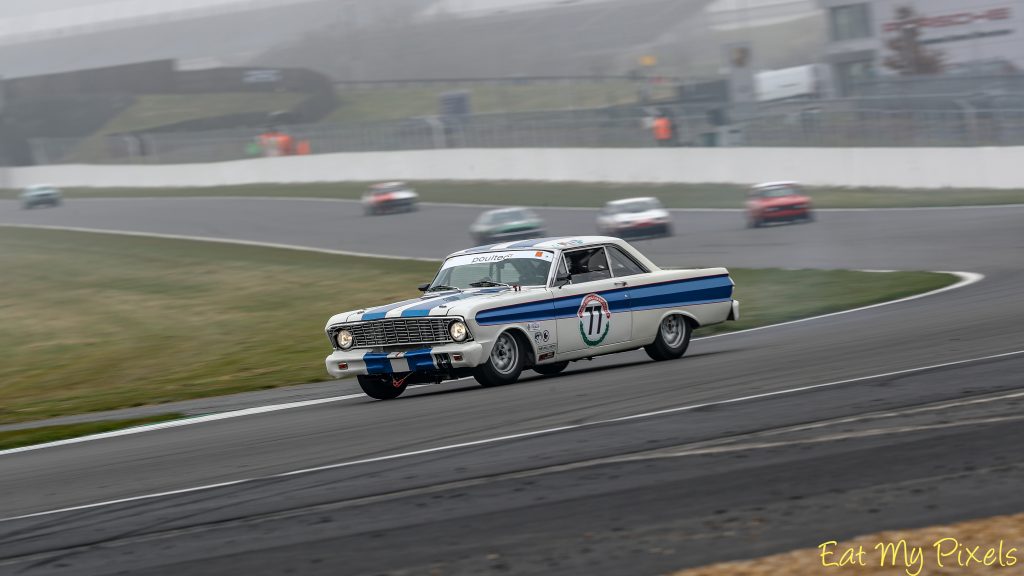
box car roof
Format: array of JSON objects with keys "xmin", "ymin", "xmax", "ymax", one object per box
[
  {"xmin": 607, "ymin": 197, "xmax": 659, "ymax": 205},
  {"xmin": 371, "ymin": 181, "xmax": 406, "ymax": 189},
  {"xmin": 450, "ymin": 236, "xmax": 624, "ymax": 257},
  {"xmin": 753, "ymin": 181, "xmax": 800, "ymax": 189}
]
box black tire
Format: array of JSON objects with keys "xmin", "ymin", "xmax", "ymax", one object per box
[
  {"xmin": 533, "ymin": 361, "xmax": 569, "ymax": 376},
  {"xmin": 644, "ymin": 314, "xmax": 693, "ymax": 361},
  {"xmin": 357, "ymin": 374, "xmax": 408, "ymax": 400},
  {"xmin": 804, "ymin": 211, "xmax": 815, "ymax": 223},
  {"xmin": 474, "ymin": 331, "xmax": 525, "ymax": 387},
  {"xmin": 747, "ymin": 216, "xmax": 761, "ymax": 229}
]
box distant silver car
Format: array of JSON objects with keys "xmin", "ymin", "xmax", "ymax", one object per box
[
  {"xmin": 20, "ymin": 185, "xmax": 63, "ymax": 209},
  {"xmin": 470, "ymin": 207, "xmax": 547, "ymax": 245},
  {"xmin": 597, "ymin": 197, "xmax": 673, "ymax": 240},
  {"xmin": 362, "ymin": 182, "xmax": 419, "ymax": 215}
]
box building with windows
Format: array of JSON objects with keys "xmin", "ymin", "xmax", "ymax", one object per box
[{"xmin": 819, "ymin": 0, "xmax": 1024, "ymax": 94}]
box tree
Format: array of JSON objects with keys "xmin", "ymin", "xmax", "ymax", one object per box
[{"xmin": 883, "ymin": 6, "xmax": 945, "ymax": 75}]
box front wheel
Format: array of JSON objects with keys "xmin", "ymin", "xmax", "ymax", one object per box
[
  {"xmin": 533, "ymin": 361, "xmax": 569, "ymax": 376},
  {"xmin": 474, "ymin": 332, "xmax": 524, "ymax": 387},
  {"xmin": 644, "ymin": 314, "xmax": 693, "ymax": 361},
  {"xmin": 357, "ymin": 374, "xmax": 408, "ymax": 400}
]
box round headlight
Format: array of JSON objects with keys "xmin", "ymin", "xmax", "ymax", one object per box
[
  {"xmin": 449, "ymin": 321, "xmax": 469, "ymax": 342},
  {"xmin": 335, "ymin": 329, "xmax": 354, "ymax": 349}
]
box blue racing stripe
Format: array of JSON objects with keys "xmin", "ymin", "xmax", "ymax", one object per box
[
  {"xmin": 361, "ymin": 296, "xmax": 433, "ymax": 321},
  {"xmin": 404, "ymin": 348, "xmax": 436, "ymax": 372},
  {"xmin": 476, "ymin": 275, "xmax": 732, "ymax": 325},
  {"xmin": 475, "ymin": 300, "xmax": 557, "ymax": 325},
  {"xmin": 629, "ymin": 275, "xmax": 733, "ymax": 311},
  {"xmin": 363, "ymin": 352, "xmax": 393, "ymax": 374}
]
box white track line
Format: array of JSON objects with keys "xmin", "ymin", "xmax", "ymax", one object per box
[
  {"xmin": 50, "ymin": 196, "xmax": 1024, "ymax": 213},
  {"xmin": 0, "ymin": 224, "xmax": 441, "ymax": 262},
  {"xmin": 0, "ymin": 224, "xmax": 983, "ymax": 455},
  {"xmin": 698, "ymin": 271, "xmax": 984, "ymax": 340},
  {"xmin": 3, "ymin": 348, "xmax": 1022, "ymax": 524}
]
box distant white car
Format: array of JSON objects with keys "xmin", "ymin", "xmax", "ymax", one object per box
[
  {"xmin": 324, "ymin": 236, "xmax": 738, "ymax": 400},
  {"xmin": 20, "ymin": 185, "xmax": 63, "ymax": 209},
  {"xmin": 597, "ymin": 197, "xmax": 673, "ymax": 240},
  {"xmin": 362, "ymin": 182, "xmax": 419, "ymax": 215}
]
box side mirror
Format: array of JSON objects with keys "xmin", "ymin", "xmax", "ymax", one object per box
[
  {"xmin": 554, "ymin": 273, "xmax": 572, "ymax": 288},
  {"xmin": 417, "ymin": 283, "xmax": 431, "ymax": 292}
]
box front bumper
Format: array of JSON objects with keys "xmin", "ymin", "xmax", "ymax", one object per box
[
  {"xmin": 760, "ymin": 208, "xmax": 810, "ymax": 220},
  {"xmin": 612, "ymin": 223, "xmax": 672, "ymax": 239},
  {"xmin": 326, "ymin": 341, "xmax": 486, "ymax": 378}
]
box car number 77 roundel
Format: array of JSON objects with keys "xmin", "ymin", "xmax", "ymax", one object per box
[{"xmin": 578, "ymin": 294, "xmax": 612, "ymax": 346}]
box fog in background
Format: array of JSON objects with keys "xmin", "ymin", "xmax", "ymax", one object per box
[{"xmin": 0, "ymin": 0, "xmax": 822, "ymax": 80}]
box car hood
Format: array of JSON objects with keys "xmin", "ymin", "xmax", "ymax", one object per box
[
  {"xmin": 756, "ymin": 195, "xmax": 811, "ymax": 207},
  {"xmin": 326, "ymin": 286, "xmax": 539, "ymax": 326}
]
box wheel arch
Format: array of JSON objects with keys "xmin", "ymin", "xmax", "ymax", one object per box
[
  {"xmin": 655, "ymin": 309, "xmax": 701, "ymax": 329},
  {"xmin": 498, "ymin": 326, "xmax": 538, "ymax": 369}
]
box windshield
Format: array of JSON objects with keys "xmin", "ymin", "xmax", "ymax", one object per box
[
  {"xmin": 373, "ymin": 185, "xmax": 405, "ymax": 195},
  {"xmin": 610, "ymin": 199, "xmax": 661, "ymax": 214},
  {"xmin": 758, "ymin": 186, "xmax": 801, "ymax": 198},
  {"xmin": 430, "ymin": 250, "xmax": 555, "ymax": 289},
  {"xmin": 485, "ymin": 209, "xmax": 532, "ymax": 225}
]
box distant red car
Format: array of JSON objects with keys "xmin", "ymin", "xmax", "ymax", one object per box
[{"xmin": 746, "ymin": 181, "xmax": 814, "ymax": 228}]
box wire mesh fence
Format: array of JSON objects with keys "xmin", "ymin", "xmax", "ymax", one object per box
[{"xmin": 28, "ymin": 105, "xmax": 1024, "ymax": 165}]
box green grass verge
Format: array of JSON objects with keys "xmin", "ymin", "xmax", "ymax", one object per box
[
  {"xmin": 0, "ymin": 227, "xmax": 955, "ymax": 424},
  {"xmin": 0, "ymin": 414, "xmax": 183, "ymax": 451},
  {"xmin": 5, "ymin": 182, "xmax": 1021, "ymax": 209}
]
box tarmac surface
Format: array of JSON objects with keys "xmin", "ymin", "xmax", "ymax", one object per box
[{"xmin": 1, "ymin": 197, "xmax": 1023, "ymax": 575}]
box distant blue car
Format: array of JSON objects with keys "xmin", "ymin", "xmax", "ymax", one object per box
[{"xmin": 20, "ymin": 185, "xmax": 63, "ymax": 209}]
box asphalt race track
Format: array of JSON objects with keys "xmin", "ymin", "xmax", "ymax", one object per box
[{"xmin": 1, "ymin": 197, "xmax": 1023, "ymax": 576}]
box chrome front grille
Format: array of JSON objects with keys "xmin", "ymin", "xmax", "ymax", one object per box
[{"xmin": 328, "ymin": 317, "xmax": 455, "ymax": 349}]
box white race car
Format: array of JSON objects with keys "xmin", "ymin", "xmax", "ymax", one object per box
[
  {"xmin": 362, "ymin": 182, "xmax": 419, "ymax": 215},
  {"xmin": 325, "ymin": 237, "xmax": 738, "ymax": 400},
  {"xmin": 597, "ymin": 197, "xmax": 673, "ymax": 240}
]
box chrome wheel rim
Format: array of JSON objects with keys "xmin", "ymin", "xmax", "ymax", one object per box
[
  {"xmin": 660, "ymin": 315, "xmax": 686, "ymax": 348},
  {"xmin": 490, "ymin": 333, "xmax": 519, "ymax": 375}
]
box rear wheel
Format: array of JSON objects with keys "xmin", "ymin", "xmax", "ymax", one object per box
[
  {"xmin": 474, "ymin": 332, "xmax": 524, "ymax": 387},
  {"xmin": 357, "ymin": 374, "xmax": 408, "ymax": 400},
  {"xmin": 533, "ymin": 361, "xmax": 569, "ymax": 376},
  {"xmin": 644, "ymin": 314, "xmax": 693, "ymax": 361}
]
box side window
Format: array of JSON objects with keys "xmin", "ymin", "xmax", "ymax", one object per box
[
  {"xmin": 564, "ymin": 248, "xmax": 612, "ymax": 284},
  {"xmin": 607, "ymin": 246, "xmax": 647, "ymax": 277}
]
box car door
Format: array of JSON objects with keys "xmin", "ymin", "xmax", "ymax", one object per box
[{"xmin": 553, "ymin": 246, "xmax": 633, "ymax": 354}]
